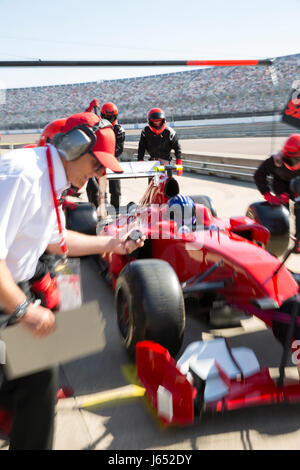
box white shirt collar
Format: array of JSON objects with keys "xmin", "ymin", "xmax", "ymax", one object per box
[{"xmin": 47, "ymin": 144, "xmax": 69, "ymax": 196}]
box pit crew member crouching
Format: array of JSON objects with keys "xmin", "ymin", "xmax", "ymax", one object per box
[{"xmin": 254, "ymin": 134, "xmax": 300, "ymax": 252}]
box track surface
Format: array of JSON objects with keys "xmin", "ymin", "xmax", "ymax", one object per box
[{"xmin": 1, "ymin": 134, "xmax": 300, "ymax": 451}]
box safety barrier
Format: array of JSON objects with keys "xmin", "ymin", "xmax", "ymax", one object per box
[
  {"xmin": 0, "ymin": 143, "xmax": 25, "ymax": 150},
  {"xmin": 182, "ymin": 158, "xmax": 257, "ymax": 181},
  {"xmin": 125, "ymin": 120, "xmax": 294, "ymax": 141}
]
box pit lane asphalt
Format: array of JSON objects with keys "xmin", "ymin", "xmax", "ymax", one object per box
[{"xmin": 1, "ymin": 135, "xmax": 300, "ymax": 450}]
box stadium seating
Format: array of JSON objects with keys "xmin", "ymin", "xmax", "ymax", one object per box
[{"xmin": 0, "ymin": 53, "xmax": 299, "ymax": 130}]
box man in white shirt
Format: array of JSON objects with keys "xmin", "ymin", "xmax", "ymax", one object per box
[{"xmin": 0, "ymin": 112, "xmax": 144, "ymax": 450}]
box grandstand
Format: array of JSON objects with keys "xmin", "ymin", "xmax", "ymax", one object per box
[{"xmin": 1, "ymin": 53, "xmax": 300, "ymax": 130}]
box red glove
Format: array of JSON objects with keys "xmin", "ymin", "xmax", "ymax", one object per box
[
  {"xmin": 176, "ymin": 159, "xmax": 183, "ymax": 176},
  {"xmin": 90, "ymin": 98, "xmax": 99, "ymax": 108},
  {"xmin": 86, "ymin": 98, "xmax": 99, "ymax": 112},
  {"xmin": 263, "ymin": 192, "xmax": 283, "ymax": 205},
  {"xmin": 62, "ymin": 200, "xmax": 78, "ymax": 211},
  {"xmin": 279, "ymin": 192, "xmax": 290, "ymax": 205},
  {"xmin": 67, "ymin": 186, "xmax": 79, "ymax": 197},
  {"xmin": 31, "ymin": 272, "xmax": 60, "ymax": 311}
]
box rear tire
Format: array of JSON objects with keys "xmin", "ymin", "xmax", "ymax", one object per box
[
  {"xmin": 246, "ymin": 201, "xmax": 290, "ymax": 257},
  {"xmin": 115, "ymin": 259, "xmax": 185, "ymax": 359},
  {"xmin": 65, "ymin": 202, "xmax": 98, "ymax": 235}
]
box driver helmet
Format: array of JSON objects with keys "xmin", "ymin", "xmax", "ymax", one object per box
[
  {"xmin": 101, "ymin": 102, "xmax": 118, "ymax": 126},
  {"xmin": 168, "ymin": 195, "xmax": 196, "ymax": 231},
  {"xmin": 282, "ymin": 134, "xmax": 300, "ymax": 171},
  {"xmin": 38, "ymin": 118, "xmax": 67, "ymax": 146},
  {"xmin": 147, "ymin": 107, "xmax": 166, "ymax": 135}
]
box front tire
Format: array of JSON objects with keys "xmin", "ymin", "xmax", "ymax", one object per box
[{"xmin": 115, "ymin": 259, "xmax": 185, "ymax": 359}]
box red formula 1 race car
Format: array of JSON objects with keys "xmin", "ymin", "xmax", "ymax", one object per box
[
  {"xmin": 66, "ymin": 162, "xmax": 299, "ymax": 355},
  {"xmin": 65, "ymin": 161, "xmax": 300, "ymax": 426}
]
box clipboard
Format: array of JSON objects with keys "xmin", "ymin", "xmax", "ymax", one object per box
[{"xmin": 0, "ymin": 301, "xmax": 106, "ymax": 380}]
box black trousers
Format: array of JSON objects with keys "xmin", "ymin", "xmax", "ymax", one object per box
[
  {"xmin": 0, "ymin": 266, "xmax": 60, "ymax": 450},
  {"xmin": 294, "ymin": 200, "xmax": 300, "ymax": 240},
  {"xmin": 87, "ymin": 177, "xmax": 121, "ymax": 212},
  {"xmin": 109, "ymin": 179, "xmax": 121, "ymax": 211},
  {"xmin": 0, "ymin": 366, "xmax": 58, "ymax": 450},
  {"xmin": 86, "ymin": 177, "xmax": 100, "ymax": 208}
]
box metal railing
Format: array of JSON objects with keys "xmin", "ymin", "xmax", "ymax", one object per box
[{"xmin": 182, "ymin": 158, "xmax": 257, "ymax": 180}]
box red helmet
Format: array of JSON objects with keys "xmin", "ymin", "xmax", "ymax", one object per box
[
  {"xmin": 38, "ymin": 118, "xmax": 67, "ymax": 146},
  {"xmin": 147, "ymin": 108, "xmax": 166, "ymax": 135},
  {"xmin": 282, "ymin": 134, "xmax": 300, "ymax": 170},
  {"xmin": 101, "ymin": 102, "xmax": 118, "ymax": 125}
]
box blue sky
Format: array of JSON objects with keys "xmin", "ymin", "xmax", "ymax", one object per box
[{"xmin": 0, "ymin": 0, "xmax": 299, "ymax": 89}]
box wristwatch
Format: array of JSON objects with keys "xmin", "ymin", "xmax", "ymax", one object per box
[{"xmin": 10, "ymin": 299, "xmax": 30, "ymax": 322}]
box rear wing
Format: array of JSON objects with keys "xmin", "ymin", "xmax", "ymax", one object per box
[{"xmin": 105, "ymin": 161, "xmax": 161, "ymax": 180}]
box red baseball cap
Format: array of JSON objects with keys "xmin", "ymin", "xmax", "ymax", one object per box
[
  {"xmin": 282, "ymin": 134, "xmax": 300, "ymax": 171},
  {"xmin": 62, "ymin": 112, "xmax": 123, "ymax": 173}
]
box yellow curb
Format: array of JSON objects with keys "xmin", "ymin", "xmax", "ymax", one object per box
[
  {"xmin": 79, "ymin": 384, "xmax": 145, "ymax": 409},
  {"xmin": 59, "ymin": 364, "xmax": 146, "ymax": 410}
]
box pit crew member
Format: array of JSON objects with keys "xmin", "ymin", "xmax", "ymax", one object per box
[
  {"xmin": 0, "ymin": 111, "xmax": 144, "ymax": 450},
  {"xmin": 137, "ymin": 107, "xmax": 182, "ymax": 175},
  {"xmin": 85, "ymin": 101, "xmax": 125, "ymax": 214},
  {"xmin": 254, "ymin": 134, "xmax": 300, "ymax": 252}
]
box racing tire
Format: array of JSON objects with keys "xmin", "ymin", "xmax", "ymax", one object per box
[
  {"xmin": 65, "ymin": 202, "xmax": 98, "ymax": 235},
  {"xmin": 115, "ymin": 259, "xmax": 185, "ymax": 359},
  {"xmin": 246, "ymin": 201, "xmax": 290, "ymax": 257},
  {"xmin": 190, "ymin": 195, "xmax": 217, "ymax": 217}
]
